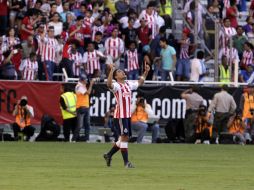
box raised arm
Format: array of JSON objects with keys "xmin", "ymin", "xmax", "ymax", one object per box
[
  {"xmin": 138, "ymin": 64, "xmax": 150, "ymax": 86},
  {"xmin": 107, "ymin": 64, "xmax": 115, "ymax": 89}
]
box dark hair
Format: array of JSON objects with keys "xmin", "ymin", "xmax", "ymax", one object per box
[
  {"xmin": 51, "ymin": 3, "xmax": 57, "ymax": 7},
  {"xmin": 221, "ymin": 84, "xmax": 229, "ymax": 91},
  {"xmin": 245, "ymin": 41, "xmax": 254, "ymax": 49},
  {"xmin": 95, "ymin": 31, "xmax": 102, "ymax": 36},
  {"xmin": 236, "ymin": 25, "xmax": 243, "ymax": 30},
  {"xmin": 30, "ymin": 52, "xmax": 37, "ymax": 58},
  {"xmin": 160, "ymin": 37, "xmax": 167, "ymax": 43},
  {"xmin": 77, "ymin": 15, "xmax": 84, "ymax": 21},
  {"xmin": 48, "ymin": 26, "xmax": 54, "ymax": 30},
  {"xmin": 128, "ymin": 40, "xmax": 136, "ymax": 47},
  {"xmin": 159, "ymin": 26, "xmax": 166, "ymax": 34},
  {"xmin": 197, "ymin": 50, "xmax": 204, "ymax": 59},
  {"xmin": 70, "ymin": 39, "xmax": 80, "ymax": 48},
  {"xmin": 192, "ymin": 85, "xmax": 199, "ymax": 93}
]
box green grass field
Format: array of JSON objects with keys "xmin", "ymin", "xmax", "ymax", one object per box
[{"xmin": 0, "ymin": 143, "xmax": 253, "ymax": 190}]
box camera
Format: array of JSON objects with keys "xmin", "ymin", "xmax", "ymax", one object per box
[
  {"xmin": 20, "ymin": 99, "xmax": 27, "ymax": 107},
  {"xmin": 198, "ymin": 105, "xmax": 207, "ymax": 116},
  {"xmin": 250, "ymin": 109, "xmax": 254, "ymax": 115},
  {"xmin": 138, "ymin": 97, "xmax": 145, "ymax": 105}
]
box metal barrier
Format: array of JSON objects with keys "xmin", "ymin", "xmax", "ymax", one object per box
[{"xmin": 62, "ymin": 68, "xmax": 247, "ymax": 86}]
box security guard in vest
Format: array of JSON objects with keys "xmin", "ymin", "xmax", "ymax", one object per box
[
  {"xmin": 12, "ymin": 96, "xmax": 35, "ymax": 141},
  {"xmin": 60, "ymin": 85, "xmax": 77, "ymax": 142},
  {"xmin": 219, "ymin": 55, "xmax": 230, "ymax": 83},
  {"xmin": 159, "ymin": 0, "xmax": 172, "ymax": 27},
  {"xmin": 240, "ymin": 85, "xmax": 254, "ymax": 133}
]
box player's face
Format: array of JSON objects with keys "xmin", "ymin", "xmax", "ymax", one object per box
[{"xmin": 115, "ymin": 69, "xmax": 126, "ymax": 80}]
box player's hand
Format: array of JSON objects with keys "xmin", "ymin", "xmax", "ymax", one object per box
[{"xmin": 108, "ymin": 63, "xmax": 115, "ymax": 70}]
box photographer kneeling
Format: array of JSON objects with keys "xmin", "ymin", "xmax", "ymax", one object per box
[
  {"xmin": 227, "ymin": 110, "xmax": 252, "ymax": 145},
  {"xmin": 194, "ymin": 105, "xmax": 213, "ymax": 144},
  {"xmin": 131, "ymin": 94, "xmax": 160, "ymax": 143},
  {"xmin": 12, "ymin": 96, "xmax": 35, "ymax": 141}
]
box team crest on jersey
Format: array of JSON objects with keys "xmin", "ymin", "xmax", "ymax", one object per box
[{"xmin": 123, "ymin": 92, "xmax": 131, "ymax": 97}]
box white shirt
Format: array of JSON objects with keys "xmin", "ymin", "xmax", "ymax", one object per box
[
  {"xmin": 75, "ymin": 82, "xmax": 87, "ymax": 94},
  {"xmin": 48, "ymin": 22, "xmax": 63, "ymax": 36},
  {"xmin": 190, "ymin": 58, "xmax": 202, "ymax": 82}
]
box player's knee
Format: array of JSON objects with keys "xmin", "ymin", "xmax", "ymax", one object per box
[{"xmin": 121, "ymin": 135, "xmax": 129, "ymax": 142}]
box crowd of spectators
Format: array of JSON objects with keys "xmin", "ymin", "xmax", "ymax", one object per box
[{"xmin": 1, "ymin": 0, "xmax": 254, "ymax": 82}]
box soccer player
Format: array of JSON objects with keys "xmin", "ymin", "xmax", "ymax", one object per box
[{"xmin": 103, "ymin": 63, "xmax": 150, "ymax": 168}]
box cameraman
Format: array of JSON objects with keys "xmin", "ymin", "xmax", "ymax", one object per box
[
  {"xmin": 239, "ymin": 86, "xmax": 254, "ymax": 142},
  {"xmin": 131, "ymin": 94, "xmax": 160, "ymax": 143},
  {"xmin": 227, "ymin": 110, "xmax": 252, "ymax": 145},
  {"xmin": 194, "ymin": 105, "xmax": 212, "ymax": 144},
  {"xmin": 12, "ymin": 96, "xmax": 35, "ymax": 141}
]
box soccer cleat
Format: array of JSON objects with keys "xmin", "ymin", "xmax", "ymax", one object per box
[
  {"xmin": 125, "ymin": 162, "xmax": 135, "ymax": 168},
  {"xmin": 103, "ymin": 153, "xmax": 112, "ymax": 167}
]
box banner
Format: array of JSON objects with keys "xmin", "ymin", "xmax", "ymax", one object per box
[
  {"xmin": 0, "ymin": 81, "xmax": 244, "ymax": 126},
  {"xmin": 0, "ymin": 81, "xmax": 62, "ymax": 124},
  {"xmin": 90, "ymin": 85, "xmax": 243, "ymax": 125}
]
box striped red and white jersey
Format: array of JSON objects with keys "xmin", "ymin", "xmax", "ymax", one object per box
[
  {"xmin": 179, "ymin": 38, "xmax": 190, "ymax": 59},
  {"xmin": 83, "ymin": 17, "xmax": 94, "ymax": 28},
  {"xmin": 219, "ymin": 27, "xmax": 236, "ymax": 49},
  {"xmin": 219, "ymin": 47, "xmax": 239, "ymax": 65},
  {"xmin": 92, "ymin": 25, "xmax": 104, "ymax": 41},
  {"xmin": 83, "ymin": 50, "xmax": 104, "ymax": 74},
  {"xmin": 39, "ymin": 37, "xmax": 59, "ymax": 62},
  {"xmin": 0, "ymin": 51, "xmax": 4, "ymax": 65},
  {"xmin": 105, "ymin": 37, "xmax": 124, "ymax": 59},
  {"xmin": 69, "ymin": 51, "xmax": 83, "ymax": 77},
  {"xmin": 224, "ymin": 0, "xmax": 230, "ymax": 8},
  {"xmin": 126, "ymin": 49, "xmax": 139, "ymax": 72},
  {"xmin": 19, "ymin": 58, "xmax": 38, "ymax": 80},
  {"xmin": 241, "ymin": 50, "xmax": 253, "ymax": 67},
  {"xmin": 111, "ymin": 81, "xmax": 139, "ymax": 118},
  {"xmin": 3, "ymin": 37, "xmax": 20, "ymax": 50},
  {"xmin": 139, "ymin": 10, "xmax": 157, "ymax": 39}
]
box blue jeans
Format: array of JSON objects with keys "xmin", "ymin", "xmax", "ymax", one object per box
[
  {"xmin": 150, "ymin": 123, "xmax": 160, "ymax": 143},
  {"xmin": 44, "ymin": 61, "xmax": 55, "ymax": 81},
  {"xmin": 176, "ymin": 58, "xmax": 190, "ymax": 79},
  {"xmin": 73, "ymin": 107, "xmax": 90, "ymax": 141},
  {"xmin": 132, "ymin": 121, "xmax": 160, "ymax": 143},
  {"xmin": 128, "ymin": 69, "xmax": 139, "ymax": 80},
  {"xmin": 160, "ymin": 69, "xmax": 170, "ymax": 81},
  {"xmin": 132, "ymin": 121, "xmax": 148, "ymax": 143}
]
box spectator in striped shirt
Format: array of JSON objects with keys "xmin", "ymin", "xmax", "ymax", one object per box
[
  {"xmin": 19, "ymin": 52, "xmax": 38, "ymax": 80},
  {"xmin": 125, "ymin": 41, "xmax": 139, "ymax": 80},
  {"xmin": 39, "ymin": 26, "xmax": 60, "ymax": 81},
  {"xmin": 103, "ymin": 63, "xmax": 150, "ymax": 168},
  {"xmin": 68, "ymin": 40, "xmax": 83, "ymax": 78},
  {"xmin": 176, "ymin": 29, "xmax": 191, "ymax": 81},
  {"xmin": 83, "ymin": 41, "xmax": 105, "ymax": 79},
  {"xmin": 104, "ymin": 28, "xmax": 125, "ymax": 68},
  {"xmin": 240, "ymin": 42, "xmax": 254, "ymax": 70}
]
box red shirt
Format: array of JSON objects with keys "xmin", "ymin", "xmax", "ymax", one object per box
[
  {"xmin": 20, "ymin": 17, "xmax": 34, "ymax": 41},
  {"xmin": 138, "ymin": 26, "xmax": 152, "ymax": 46},
  {"xmin": 226, "ymin": 7, "xmax": 238, "ymax": 28},
  {"xmin": 68, "ymin": 25, "xmax": 92, "ymax": 47},
  {"xmin": 0, "ymin": 0, "xmax": 8, "ymax": 16}
]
